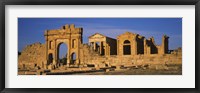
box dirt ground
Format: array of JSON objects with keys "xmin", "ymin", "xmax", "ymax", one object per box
[
  {"xmin": 18, "ymin": 64, "xmax": 182, "ymax": 75},
  {"xmin": 72, "ymin": 64, "xmax": 182, "ymax": 75}
]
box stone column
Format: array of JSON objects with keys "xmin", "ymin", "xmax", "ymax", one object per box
[
  {"xmin": 147, "ymin": 47, "xmax": 151, "ymax": 55},
  {"xmin": 53, "ymin": 40, "xmax": 57, "ymax": 65},
  {"xmin": 136, "ymin": 39, "xmax": 138, "ymax": 55},
  {"xmin": 131, "ymin": 41, "xmax": 134, "ymax": 56},
  {"xmin": 67, "ymin": 39, "xmax": 71, "ymax": 67},
  {"xmin": 94, "ymin": 42, "xmax": 96, "ymax": 51},
  {"xmin": 97, "ymin": 44, "xmax": 100, "ymax": 53},
  {"xmin": 67, "ymin": 48, "xmax": 70, "ymax": 67},
  {"xmin": 100, "ymin": 42, "xmax": 102, "ymax": 55},
  {"xmin": 161, "ymin": 35, "xmax": 169, "ymax": 54},
  {"xmin": 104, "ymin": 44, "xmax": 107, "ymax": 56},
  {"xmin": 76, "ymin": 37, "xmax": 81, "ymax": 65},
  {"xmin": 106, "ymin": 44, "xmax": 109, "ymax": 56},
  {"xmin": 44, "ymin": 31, "xmax": 48, "ymax": 68},
  {"xmin": 144, "ymin": 39, "xmax": 147, "ymax": 54},
  {"xmin": 133, "ymin": 38, "xmax": 137, "ymax": 55},
  {"xmin": 119, "ymin": 40, "xmax": 122, "ymax": 56}
]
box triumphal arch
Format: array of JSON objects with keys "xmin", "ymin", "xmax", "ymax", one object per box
[{"xmin": 44, "ymin": 24, "xmax": 83, "ymax": 67}]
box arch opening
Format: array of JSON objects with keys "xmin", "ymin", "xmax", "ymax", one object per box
[
  {"xmin": 123, "ymin": 40, "xmax": 131, "ymax": 55},
  {"xmin": 71, "ymin": 52, "xmax": 76, "ymax": 65},
  {"xmin": 48, "ymin": 53, "xmax": 53, "ymax": 65},
  {"xmin": 57, "ymin": 43, "xmax": 68, "ymax": 65},
  {"xmin": 124, "ymin": 40, "xmax": 130, "ymax": 44}
]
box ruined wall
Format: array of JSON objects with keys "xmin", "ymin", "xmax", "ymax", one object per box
[
  {"xmin": 18, "ymin": 42, "xmax": 46, "ymax": 70},
  {"xmin": 79, "ymin": 44, "xmax": 104, "ymax": 66},
  {"xmin": 81, "ymin": 53, "xmax": 182, "ymax": 69},
  {"xmin": 162, "ymin": 35, "xmax": 169, "ymax": 54},
  {"xmin": 79, "ymin": 44, "xmax": 182, "ymax": 69},
  {"xmin": 136, "ymin": 35, "xmax": 144, "ymax": 54},
  {"xmin": 145, "ymin": 37, "xmax": 158, "ymax": 54},
  {"xmin": 106, "ymin": 37, "xmax": 117, "ymax": 55}
]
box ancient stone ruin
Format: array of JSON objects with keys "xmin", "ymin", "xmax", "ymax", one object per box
[{"xmin": 18, "ymin": 24, "xmax": 182, "ymax": 75}]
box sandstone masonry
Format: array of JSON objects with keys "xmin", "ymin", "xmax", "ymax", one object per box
[{"xmin": 18, "ymin": 24, "xmax": 182, "ymax": 71}]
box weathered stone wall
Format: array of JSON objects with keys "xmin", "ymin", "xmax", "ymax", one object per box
[
  {"xmin": 136, "ymin": 36, "xmax": 145, "ymax": 54},
  {"xmin": 146, "ymin": 37, "xmax": 158, "ymax": 54},
  {"xmin": 80, "ymin": 45, "xmax": 182, "ymax": 69},
  {"xmin": 106, "ymin": 37, "xmax": 117, "ymax": 55},
  {"xmin": 18, "ymin": 42, "xmax": 181, "ymax": 70},
  {"xmin": 18, "ymin": 42, "xmax": 46, "ymax": 70},
  {"xmin": 79, "ymin": 44, "xmax": 102, "ymax": 66}
]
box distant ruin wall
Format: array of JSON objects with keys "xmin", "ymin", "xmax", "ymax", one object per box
[
  {"xmin": 18, "ymin": 42, "xmax": 181, "ymax": 70},
  {"xmin": 82, "ymin": 51, "xmax": 182, "ymax": 68},
  {"xmin": 79, "ymin": 44, "xmax": 102, "ymax": 65},
  {"xmin": 18, "ymin": 42, "xmax": 46, "ymax": 70}
]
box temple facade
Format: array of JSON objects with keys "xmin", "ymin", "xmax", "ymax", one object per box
[{"xmin": 88, "ymin": 33, "xmax": 117, "ymax": 56}]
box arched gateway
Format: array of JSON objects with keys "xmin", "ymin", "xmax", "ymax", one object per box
[{"xmin": 44, "ymin": 24, "xmax": 83, "ymax": 68}]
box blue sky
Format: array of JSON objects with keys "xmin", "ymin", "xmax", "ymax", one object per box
[{"xmin": 18, "ymin": 18, "xmax": 182, "ymax": 57}]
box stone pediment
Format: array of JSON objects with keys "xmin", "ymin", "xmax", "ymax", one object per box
[
  {"xmin": 89, "ymin": 33, "xmax": 106, "ymax": 39},
  {"xmin": 117, "ymin": 31, "xmax": 137, "ymax": 38}
]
